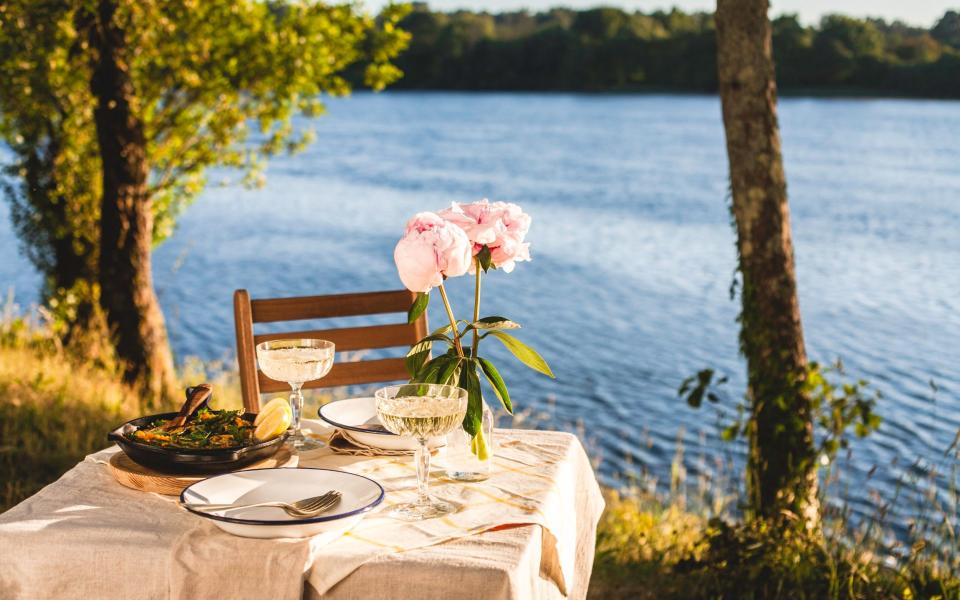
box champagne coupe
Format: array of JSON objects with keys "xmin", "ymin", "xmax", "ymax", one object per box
[
  {"xmin": 375, "ymin": 383, "xmax": 468, "ymax": 520},
  {"xmin": 256, "ymin": 339, "xmax": 335, "ymax": 451}
]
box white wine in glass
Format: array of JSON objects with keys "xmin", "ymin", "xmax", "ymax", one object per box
[
  {"xmin": 375, "ymin": 383, "xmax": 468, "ymax": 521},
  {"xmin": 256, "ymin": 339, "xmax": 335, "ymax": 451}
]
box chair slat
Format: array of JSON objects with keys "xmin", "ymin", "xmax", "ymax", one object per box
[
  {"xmin": 257, "ymin": 358, "xmax": 410, "ymax": 392},
  {"xmin": 233, "ymin": 290, "xmax": 261, "ymax": 412},
  {"xmin": 235, "ymin": 288, "xmax": 424, "ymax": 405},
  {"xmin": 251, "ymin": 290, "xmax": 415, "ymax": 323},
  {"xmin": 253, "ymin": 323, "xmax": 419, "ymax": 353}
]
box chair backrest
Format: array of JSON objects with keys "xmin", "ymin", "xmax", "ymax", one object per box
[{"xmin": 233, "ymin": 289, "xmax": 427, "ymax": 412}]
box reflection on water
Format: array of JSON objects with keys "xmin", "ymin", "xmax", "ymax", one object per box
[{"xmin": 1, "ymin": 92, "xmax": 958, "ymax": 529}]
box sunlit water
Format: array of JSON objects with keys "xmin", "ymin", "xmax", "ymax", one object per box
[{"xmin": 2, "ymin": 93, "xmax": 958, "ymax": 530}]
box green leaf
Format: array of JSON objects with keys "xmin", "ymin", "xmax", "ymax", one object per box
[
  {"xmin": 458, "ymin": 361, "xmax": 483, "ymax": 437},
  {"xmin": 678, "ymin": 369, "xmax": 716, "ymax": 409},
  {"xmin": 721, "ymin": 423, "xmax": 739, "ymax": 441},
  {"xmin": 404, "ymin": 333, "xmax": 454, "ymax": 378},
  {"xmin": 476, "ymin": 245, "xmax": 494, "ymax": 272},
  {"xmin": 464, "ymin": 316, "xmax": 521, "ymax": 334},
  {"xmin": 413, "ymin": 355, "xmax": 451, "ymax": 384},
  {"xmin": 431, "ymin": 323, "xmax": 454, "ymax": 336},
  {"xmin": 485, "ymin": 331, "xmax": 555, "ymax": 378},
  {"xmin": 478, "ymin": 357, "xmax": 513, "ymax": 414},
  {"xmin": 405, "ymin": 350, "xmax": 429, "ymax": 379},
  {"xmin": 436, "ymin": 355, "xmax": 462, "ymax": 385},
  {"xmin": 408, "ymin": 292, "xmax": 429, "ymax": 324},
  {"xmin": 405, "ymin": 334, "xmax": 454, "ymax": 356}
]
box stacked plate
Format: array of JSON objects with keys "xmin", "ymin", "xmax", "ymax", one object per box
[{"xmin": 318, "ymin": 397, "xmax": 444, "ymax": 451}]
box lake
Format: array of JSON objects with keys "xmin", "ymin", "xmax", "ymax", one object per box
[{"xmin": 2, "ymin": 92, "xmax": 958, "ymax": 528}]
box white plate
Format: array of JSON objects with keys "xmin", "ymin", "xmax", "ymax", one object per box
[
  {"xmin": 318, "ymin": 397, "xmax": 445, "ymax": 451},
  {"xmin": 180, "ymin": 468, "xmax": 383, "ymax": 539}
]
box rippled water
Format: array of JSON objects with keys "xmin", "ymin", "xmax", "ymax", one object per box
[{"xmin": 2, "ymin": 93, "xmax": 958, "ymax": 527}]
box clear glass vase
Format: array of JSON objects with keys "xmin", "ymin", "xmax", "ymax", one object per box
[{"xmin": 444, "ymin": 399, "xmax": 494, "ymax": 482}]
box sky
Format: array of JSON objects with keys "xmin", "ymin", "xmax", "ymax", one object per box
[{"xmin": 367, "ymin": 1, "xmax": 958, "ymax": 28}]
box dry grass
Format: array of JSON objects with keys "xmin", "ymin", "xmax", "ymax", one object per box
[
  {"xmin": 0, "ymin": 343, "xmax": 140, "ymax": 510},
  {"xmin": 0, "ymin": 300, "xmax": 246, "ymax": 511}
]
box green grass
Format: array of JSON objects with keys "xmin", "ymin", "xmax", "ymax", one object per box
[{"xmin": 589, "ymin": 488, "xmax": 960, "ymax": 599}]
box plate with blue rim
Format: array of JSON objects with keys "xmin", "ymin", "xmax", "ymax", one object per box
[
  {"xmin": 318, "ymin": 397, "xmax": 445, "ymax": 451},
  {"xmin": 179, "ymin": 467, "xmax": 384, "ymax": 539}
]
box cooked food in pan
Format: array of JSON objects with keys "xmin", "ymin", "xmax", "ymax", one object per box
[{"xmin": 130, "ymin": 408, "xmax": 256, "ymax": 449}]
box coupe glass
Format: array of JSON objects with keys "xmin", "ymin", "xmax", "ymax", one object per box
[
  {"xmin": 256, "ymin": 338, "xmax": 335, "ymax": 451},
  {"xmin": 375, "ymin": 383, "xmax": 468, "ymax": 520}
]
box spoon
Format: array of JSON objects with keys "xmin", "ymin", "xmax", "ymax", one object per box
[{"xmin": 162, "ymin": 384, "xmax": 213, "ymax": 432}]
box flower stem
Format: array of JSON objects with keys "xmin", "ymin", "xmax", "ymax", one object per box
[
  {"xmin": 471, "ymin": 257, "xmax": 482, "ymax": 357},
  {"xmin": 437, "ymin": 283, "xmax": 464, "ymax": 357}
]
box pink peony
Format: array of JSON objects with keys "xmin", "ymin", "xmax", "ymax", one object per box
[
  {"xmin": 394, "ymin": 212, "xmax": 472, "ymax": 292},
  {"xmin": 438, "ymin": 199, "xmax": 531, "ymax": 273}
]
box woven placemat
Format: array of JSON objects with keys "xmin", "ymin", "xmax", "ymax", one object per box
[{"xmin": 328, "ymin": 429, "xmax": 441, "ymax": 456}]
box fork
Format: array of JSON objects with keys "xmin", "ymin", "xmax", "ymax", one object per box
[{"xmin": 182, "ymin": 490, "xmax": 342, "ymax": 518}]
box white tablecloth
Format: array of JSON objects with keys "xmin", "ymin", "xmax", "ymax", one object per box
[{"xmin": 0, "ymin": 427, "xmax": 603, "ymax": 599}]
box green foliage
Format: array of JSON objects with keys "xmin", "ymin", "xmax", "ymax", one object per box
[
  {"xmin": 679, "ymin": 361, "xmax": 882, "ymax": 465},
  {"xmin": 475, "ymin": 245, "xmax": 493, "ymax": 272},
  {"xmin": 405, "ymin": 290, "xmax": 551, "ymax": 438},
  {"xmin": 0, "ymin": 2, "xmax": 101, "ymax": 307},
  {"xmin": 678, "ymin": 368, "xmax": 727, "ymax": 408},
  {"xmin": 0, "ymin": 0, "xmax": 409, "ymax": 326},
  {"xmin": 407, "ymin": 291, "xmax": 429, "ymax": 323},
  {"xmin": 477, "ymin": 356, "xmax": 512, "ymax": 414},
  {"xmin": 483, "ymin": 330, "xmax": 555, "ymax": 378},
  {"xmin": 392, "ymin": 5, "xmax": 960, "ymax": 97},
  {"xmin": 590, "ymin": 471, "xmax": 960, "ymax": 600},
  {"xmin": 457, "ymin": 359, "xmax": 483, "ymax": 437}
]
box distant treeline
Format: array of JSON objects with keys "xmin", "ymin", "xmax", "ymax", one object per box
[{"xmin": 388, "ymin": 4, "xmax": 960, "ymax": 97}]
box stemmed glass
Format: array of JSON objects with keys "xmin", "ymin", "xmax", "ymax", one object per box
[
  {"xmin": 375, "ymin": 383, "xmax": 468, "ymax": 521},
  {"xmin": 255, "ymin": 338, "xmax": 335, "ymax": 451}
]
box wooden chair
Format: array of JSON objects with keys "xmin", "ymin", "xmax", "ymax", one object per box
[{"xmin": 233, "ymin": 289, "xmax": 427, "ymax": 412}]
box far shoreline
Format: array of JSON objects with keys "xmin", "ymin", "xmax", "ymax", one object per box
[{"xmin": 355, "ymin": 86, "xmax": 960, "ymax": 103}]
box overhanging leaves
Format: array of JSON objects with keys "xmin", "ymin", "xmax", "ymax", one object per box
[
  {"xmin": 484, "ymin": 331, "xmax": 555, "ymax": 378},
  {"xmin": 477, "ymin": 356, "xmax": 512, "ymax": 414}
]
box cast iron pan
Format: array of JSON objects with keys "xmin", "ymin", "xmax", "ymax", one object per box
[{"xmin": 107, "ymin": 385, "xmax": 287, "ymax": 474}]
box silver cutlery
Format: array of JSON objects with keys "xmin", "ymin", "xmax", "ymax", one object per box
[{"xmin": 181, "ymin": 490, "xmax": 342, "ymax": 518}]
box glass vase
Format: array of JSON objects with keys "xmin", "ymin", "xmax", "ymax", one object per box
[{"xmin": 444, "ymin": 398, "xmax": 494, "ymax": 482}]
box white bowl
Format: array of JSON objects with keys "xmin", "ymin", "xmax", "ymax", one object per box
[
  {"xmin": 318, "ymin": 397, "xmax": 445, "ymax": 451},
  {"xmin": 179, "ymin": 467, "xmax": 383, "ymax": 539}
]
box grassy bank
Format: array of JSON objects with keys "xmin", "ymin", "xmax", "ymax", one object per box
[{"xmin": 1, "ymin": 316, "xmax": 958, "ymax": 598}]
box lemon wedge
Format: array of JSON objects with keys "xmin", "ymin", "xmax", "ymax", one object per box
[
  {"xmin": 254, "ymin": 397, "xmax": 290, "ymax": 426},
  {"xmin": 254, "ymin": 399, "xmax": 292, "ymax": 441}
]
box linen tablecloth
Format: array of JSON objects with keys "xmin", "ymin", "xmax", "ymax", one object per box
[{"xmin": 0, "ymin": 427, "xmax": 603, "ymax": 599}]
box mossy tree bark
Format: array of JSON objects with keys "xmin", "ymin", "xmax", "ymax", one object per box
[
  {"xmin": 715, "ymin": 0, "xmax": 818, "ymax": 529},
  {"xmin": 83, "ymin": 0, "xmax": 176, "ymax": 401}
]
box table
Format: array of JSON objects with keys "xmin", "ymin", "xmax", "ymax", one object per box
[{"xmin": 0, "ymin": 426, "xmax": 604, "ymax": 600}]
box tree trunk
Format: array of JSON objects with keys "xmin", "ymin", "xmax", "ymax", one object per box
[
  {"xmin": 715, "ymin": 0, "xmax": 818, "ymax": 529},
  {"xmin": 85, "ymin": 0, "xmax": 175, "ymax": 401}
]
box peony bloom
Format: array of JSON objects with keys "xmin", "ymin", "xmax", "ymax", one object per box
[
  {"xmin": 394, "ymin": 212, "xmax": 472, "ymax": 292},
  {"xmin": 438, "ymin": 199, "xmax": 531, "ymax": 273}
]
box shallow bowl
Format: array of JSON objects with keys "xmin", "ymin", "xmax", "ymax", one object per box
[{"xmin": 179, "ymin": 467, "xmax": 384, "ymax": 539}]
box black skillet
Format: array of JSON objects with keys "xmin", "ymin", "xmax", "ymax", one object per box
[{"xmin": 107, "ymin": 385, "xmax": 287, "ymax": 474}]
